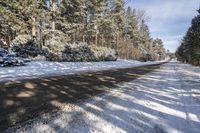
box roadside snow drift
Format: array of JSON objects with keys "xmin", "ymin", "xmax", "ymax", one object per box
[{"xmin": 0, "ymin": 59, "xmax": 167, "ymax": 83}]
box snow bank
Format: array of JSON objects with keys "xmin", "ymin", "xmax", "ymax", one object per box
[{"xmin": 0, "ymin": 59, "xmax": 168, "ymax": 83}]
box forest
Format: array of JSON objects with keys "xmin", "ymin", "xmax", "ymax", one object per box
[
  {"xmin": 0, "ymin": 0, "xmax": 166, "ymax": 66},
  {"xmin": 176, "ymin": 9, "xmax": 200, "ymax": 66}
]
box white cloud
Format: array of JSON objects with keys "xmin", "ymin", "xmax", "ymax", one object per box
[
  {"xmin": 129, "ymin": 0, "xmax": 200, "ymax": 52},
  {"xmin": 163, "ymin": 36, "xmax": 182, "ymax": 52},
  {"xmin": 144, "ymin": 1, "xmax": 197, "ymax": 20}
]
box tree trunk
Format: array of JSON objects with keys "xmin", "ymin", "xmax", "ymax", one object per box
[
  {"xmin": 32, "ymin": 17, "xmax": 36, "ymax": 38},
  {"xmin": 83, "ymin": 35, "xmax": 85, "ymax": 42},
  {"xmin": 95, "ymin": 33, "xmax": 98, "ymax": 46},
  {"xmin": 52, "ymin": 0, "xmax": 56, "ymax": 38},
  {"xmin": 116, "ymin": 34, "xmax": 119, "ymax": 50},
  {"xmin": 101, "ymin": 34, "xmax": 104, "ymax": 46}
]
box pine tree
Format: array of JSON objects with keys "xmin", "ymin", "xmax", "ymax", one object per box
[
  {"xmin": 152, "ymin": 38, "xmax": 166, "ymax": 60},
  {"xmin": 176, "ymin": 8, "xmax": 200, "ymax": 65},
  {"xmin": 0, "ymin": 0, "xmax": 45, "ymax": 44},
  {"xmin": 0, "ymin": 0, "xmax": 166, "ymax": 61},
  {"xmin": 138, "ymin": 19, "xmax": 151, "ymax": 53},
  {"xmin": 125, "ymin": 7, "xmax": 140, "ymax": 42}
]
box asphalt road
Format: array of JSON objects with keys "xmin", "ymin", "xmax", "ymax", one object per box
[{"xmin": 0, "ymin": 63, "xmax": 165, "ymax": 131}]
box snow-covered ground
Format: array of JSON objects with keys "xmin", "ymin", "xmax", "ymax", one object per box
[
  {"xmin": 5, "ymin": 61, "xmax": 200, "ymax": 133},
  {"xmin": 0, "ymin": 59, "xmax": 167, "ymax": 83}
]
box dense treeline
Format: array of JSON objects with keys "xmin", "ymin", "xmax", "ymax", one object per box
[
  {"xmin": 0, "ymin": 0, "xmax": 166, "ymax": 61},
  {"xmin": 176, "ymin": 9, "xmax": 200, "ymax": 66}
]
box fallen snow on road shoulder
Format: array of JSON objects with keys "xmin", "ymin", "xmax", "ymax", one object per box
[{"xmin": 0, "ymin": 59, "xmax": 166, "ymax": 83}]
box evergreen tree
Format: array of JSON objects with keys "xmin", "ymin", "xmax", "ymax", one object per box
[
  {"xmin": 0, "ymin": 0, "xmax": 45, "ymax": 43},
  {"xmin": 176, "ymin": 8, "xmax": 200, "ymax": 66},
  {"xmin": 152, "ymin": 38, "xmax": 166, "ymax": 60},
  {"xmin": 125, "ymin": 7, "xmax": 140, "ymax": 42},
  {"xmin": 0, "ymin": 0, "xmax": 166, "ymax": 61}
]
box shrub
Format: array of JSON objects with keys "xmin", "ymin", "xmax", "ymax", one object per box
[
  {"xmin": 44, "ymin": 41, "xmax": 117, "ymax": 62},
  {"xmin": 0, "ymin": 48, "xmax": 26, "ymax": 67},
  {"xmin": 10, "ymin": 35, "xmax": 41, "ymax": 58}
]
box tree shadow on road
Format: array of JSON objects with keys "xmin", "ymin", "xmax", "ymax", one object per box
[
  {"xmin": 2, "ymin": 62, "xmax": 199, "ymax": 133},
  {"xmin": 0, "ymin": 64, "xmax": 162, "ymax": 131}
]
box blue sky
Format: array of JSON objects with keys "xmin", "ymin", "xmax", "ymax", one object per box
[{"xmin": 128, "ymin": 0, "xmax": 200, "ymax": 52}]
